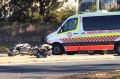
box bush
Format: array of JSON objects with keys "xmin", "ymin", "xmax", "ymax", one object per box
[
  {"xmin": 112, "ymin": 75, "xmax": 120, "ymax": 79},
  {"xmin": 0, "ymin": 21, "xmax": 13, "ymax": 28},
  {"xmin": 51, "ymin": 7, "xmax": 76, "ymax": 29},
  {"xmin": 0, "ymin": 46, "xmax": 9, "ymax": 54}
]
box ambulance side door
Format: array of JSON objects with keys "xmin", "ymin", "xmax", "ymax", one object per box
[{"xmin": 57, "ymin": 18, "xmax": 79, "ymax": 44}]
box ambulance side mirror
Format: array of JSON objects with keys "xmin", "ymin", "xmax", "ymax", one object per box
[
  {"xmin": 61, "ymin": 26, "xmax": 64, "ymax": 32},
  {"xmin": 58, "ymin": 26, "xmax": 64, "ymax": 33}
]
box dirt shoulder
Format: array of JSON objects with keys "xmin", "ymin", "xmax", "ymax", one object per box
[
  {"xmin": 0, "ymin": 54, "xmax": 116, "ymax": 65},
  {"xmin": 50, "ymin": 70, "xmax": 120, "ymax": 79}
]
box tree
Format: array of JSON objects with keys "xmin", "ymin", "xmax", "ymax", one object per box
[
  {"xmin": 0, "ymin": 0, "xmax": 64, "ymax": 22},
  {"xmin": 37, "ymin": 0, "xmax": 63, "ymax": 22},
  {"xmin": 9, "ymin": 0, "xmax": 33, "ymax": 22},
  {"xmin": 51, "ymin": 7, "xmax": 76, "ymax": 29}
]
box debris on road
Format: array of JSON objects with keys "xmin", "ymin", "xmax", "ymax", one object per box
[
  {"xmin": 32, "ymin": 44, "xmax": 52, "ymax": 58},
  {"xmin": 8, "ymin": 43, "xmax": 31, "ymax": 56},
  {"xmin": 8, "ymin": 43, "xmax": 52, "ymax": 58}
]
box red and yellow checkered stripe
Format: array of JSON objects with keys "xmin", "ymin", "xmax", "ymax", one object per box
[{"xmin": 60, "ymin": 35, "xmax": 119, "ymax": 43}]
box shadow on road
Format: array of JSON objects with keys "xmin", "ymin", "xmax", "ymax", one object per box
[{"xmin": 0, "ymin": 64, "xmax": 120, "ymax": 74}]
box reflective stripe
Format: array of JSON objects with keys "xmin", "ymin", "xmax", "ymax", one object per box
[
  {"xmin": 63, "ymin": 41, "xmax": 115, "ymax": 46},
  {"xmin": 64, "ymin": 45, "xmax": 114, "ymax": 51},
  {"xmin": 61, "ymin": 36, "xmax": 119, "ymax": 43}
]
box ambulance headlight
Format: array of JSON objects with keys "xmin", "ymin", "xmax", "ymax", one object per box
[
  {"xmin": 42, "ymin": 37, "xmax": 47, "ymax": 43},
  {"xmin": 46, "ymin": 37, "xmax": 52, "ymax": 43},
  {"xmin": 47, "ymin": 39, "xmax": 52, "ymax": 43},
  {"xmin": 44, "ymin": 37, "xmax": 47, "ymax": 43}
]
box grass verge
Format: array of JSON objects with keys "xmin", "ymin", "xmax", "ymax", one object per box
[
  {"xmin": 0, "ymin": 46, "xmax": 9, "ymax": 54},
  {"xmin": 50, "ymin": 70, "xmax": 120, "ymax": 79}
]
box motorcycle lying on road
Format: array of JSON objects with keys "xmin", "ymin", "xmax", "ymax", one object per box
[{"xmin": 8, "ymin": 43, "xmax": 52, "ymax": 58}]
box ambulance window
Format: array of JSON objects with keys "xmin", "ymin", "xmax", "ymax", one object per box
[
  {"xmin": 83, "ymin": 16, "xmax": 107, "ymax": 31},
  {"xmin": 60, "ymin": 18, "xmax": 78, "ymax": 33},
  {"xmin": 83, "ymin": 15, "xmax": 120, "ymax": 31},
  {"xmin": 68, "ymin": 18, "xmax": 78, "ymax": 31},
  {"xmin": 61, "ymin": 20, "xmax": 69, "ymax": 32}
]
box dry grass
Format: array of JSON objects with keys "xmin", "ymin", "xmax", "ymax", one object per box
[
  {"xmin": 49, "ymin": 70, "xmax": 120, "ymax": 79},
  {"xmin": 0, "ymin": 55, "xmax": 116, "ymax": 65}
]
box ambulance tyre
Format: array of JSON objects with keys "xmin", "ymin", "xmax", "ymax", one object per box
[
  {"xmin": 98, "ymin": 51, "xmax": 105, "ymax": 55},
  {"xmin": 67, "ymin": 52, "xmax": 75, "ymax": 55},
  {"xmin": 115, "ymin": 43, "xmax": 120, "ymax": 55},
  {"xmin": 52, "ymin": 44, "xmax": 64, "ymax": 55},
  {"xmin": 88, "ymin": 51, "xmax": 95, "ymax": 55},
  {"xmin": 91, "ymin": 51, "xmax": 105, "ymax": 55}
]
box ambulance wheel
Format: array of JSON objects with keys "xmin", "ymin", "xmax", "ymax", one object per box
[
  {"xmin": 98, "ymin": 51, "xmax": 105, "ymax": 55},
  {"xmin": 91, "ymin": 51, "xmax": 105, "ymax": 55},
  {"xmin": 88, "ymin": 51, "xmax": 95, "ymax": 55},
  {"xmin": 115, "ymin": 43, "xmax": 120, "ymax": 55},
  {"xmin": 52, "ymin": 44, "xmax": 63, "ymax": 55},
  {"xmin": 67, "ymin": 52, "xmax": 75, "ymax": 55}
]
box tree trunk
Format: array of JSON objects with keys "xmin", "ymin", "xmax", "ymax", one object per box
[{"xmin": 39, "ymin": 0, "xmax": 45, "ymax": 17}]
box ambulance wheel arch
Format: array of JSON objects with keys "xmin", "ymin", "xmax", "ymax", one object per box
[
  {"xmin": 114, "ymin": 41, "xmax": 120, "ymax": 55},
  {"xmin": 52, "ymin": 42, "xmax": 65, "ymax": 55},
  {"xmin": 87, "ymin": 51, "xmax": 96, "ymax": 55}
]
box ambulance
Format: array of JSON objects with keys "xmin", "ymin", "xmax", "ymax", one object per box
[{"xmin": 46, "ymin": 12, "xmax": 120, "ymax": 55}]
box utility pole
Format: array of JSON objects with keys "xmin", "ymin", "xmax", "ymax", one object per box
[
  {"xmin": 96, "ymin": 0, "xmax": 100, "ymax": 11},
  {"xmin": 76, "ymin": 0, "xmax": 79, "ymax": 14}
]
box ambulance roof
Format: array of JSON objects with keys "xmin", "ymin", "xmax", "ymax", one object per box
[{"xmin": 69, "ymin": 11, "xmax": 120, "ymax": 18}]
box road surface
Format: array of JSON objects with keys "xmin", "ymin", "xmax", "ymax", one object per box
[{"xmin": 0, "ymin": 55, "xmax": 120, "ymax": 79}]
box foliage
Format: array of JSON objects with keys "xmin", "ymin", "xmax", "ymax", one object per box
[
  {"xmin": 51, "ymin": 7, "xmax": 76, "ymax": 29},
  {"xmin": 0, "ymin": 21, "xmax": 13, "ymax": 28},
  {"xmin": 112, "ymin": 75, "xmax": 120, "ymax": 79},
  {"xmin": 88, "ymin": 5, "xmax": 97, "ymax": 12},
  {"xmin": 0, "ymin": 0, "xmax": 64, "ymax": 22},
  {"xmin": 0, "ymin": 46, "xmax": 9, "ymax": 54}
]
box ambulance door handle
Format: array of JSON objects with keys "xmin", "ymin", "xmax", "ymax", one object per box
[
  {"xmin": 81, "ymin": 32, "xmax": 85, "ymax": 34},
  {"xmin": 73, "ymin": 33, "xmax": 78, "ymax": 35}
]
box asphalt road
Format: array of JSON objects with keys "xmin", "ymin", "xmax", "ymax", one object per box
[{"xmin": 0, "ymin": 55, "xmax": 120, "ymax": 79}]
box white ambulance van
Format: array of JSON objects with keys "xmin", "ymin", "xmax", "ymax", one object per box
[{"xmin": 46, "ymin": 12, "xmax": 120, "ymax": 55}]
